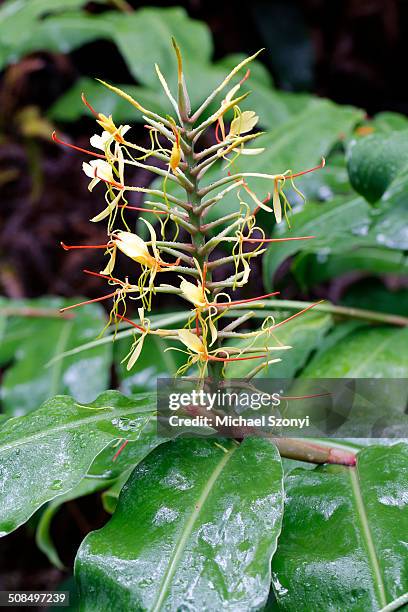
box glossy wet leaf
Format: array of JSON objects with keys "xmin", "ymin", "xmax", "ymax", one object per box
[
  {"xmin": 75, "ymin": 437, "xmax": 284, "ymax": 611},
  {"xmin": 0, "ymin": 298, "xmax": 111, "ymax": 416},
  {"xmin": 0, "ymin": 391, "xmax": 159, "ymax": 535},
  {"xmin": 272, "ymin": 443, "xmax": 408, "ymax": 611},
  {"xmin": 36, "ymin": 477, "xmax": 115, "ymax": 570},
  {"xmin": 347, "ymin": 129, "xmax": 408, "ymax": 202},
  {"xmin": 303, "ymin": 325, "xmax": 408, "ymax": 378}
]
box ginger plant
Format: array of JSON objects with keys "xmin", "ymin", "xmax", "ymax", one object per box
[{"xmin": 50, "ymin": 41, "xmax": 352, "ymax": 467}]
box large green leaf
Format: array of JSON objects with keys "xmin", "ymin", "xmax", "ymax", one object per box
[
  {"xmin": 0, "ymin": 391, "xmax": 158, "ymax": 536},
  {"xmin": 36, "ymin": 476, "xmax": 115, "ymax": 570},
  {"xmin": 347, "ymin": 129, "xmax": 408, "ymax": 202},
  {"xmin": 302, "ymin": 325, "xmax": 408, "ymax": 378},
  {"xmin": 75, "ymin": 437, "xmax": 284, "ymax": 611},
  {"xmin": 0, "ymin": 298, "xmax": 111, "ymax": 416},
  {"xmin": 292, "ymin": 247, "xmax": 408, "ymax": 289},
  {"xmin": 49, "ymin": 77, "xmax": 169, "ymax": 123},
  {"xmin": 272, "ymin": 444, "xmax": 408, "ymax": 611},
  {"xmin": 0, "ymin": 3, "xmax": 108, "ymax": 69}
]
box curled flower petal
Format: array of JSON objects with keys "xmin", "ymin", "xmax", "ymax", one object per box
[
  {"xmin": 178, "ymin": 329, "xmax": 205, "ymax": 355},
  {"xmin": 229, "ymin": 111, "xmax": 259, "ymax": 137}
]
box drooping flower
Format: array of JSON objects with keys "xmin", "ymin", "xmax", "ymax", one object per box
[
  {"xmin": 114, "ymin": 231, "xmax": 158, "ymax": 268},
  {"xmin": 82, "ymin": 159, "xmax": 114, "ymax": 191},
  {"xmin": 229, "ymin": 110, "xmax": 259, "ymax": 137},
  {"xmin": 90, "ymin": 125, "xmax": 130, "ymax": 152}
]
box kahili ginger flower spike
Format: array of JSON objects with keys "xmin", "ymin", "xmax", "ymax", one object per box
[{"xmin": 55, "ymin": 40, "xmax": 325, "ymax": 383}]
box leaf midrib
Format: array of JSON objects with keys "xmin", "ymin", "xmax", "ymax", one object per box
[
  {"xmin": 0, "ymin": 404, "xmax": 156, "ymax": 452},
  {"xmin": 348, "ymin": 466, "xmax": 387, "ymax": 608},
  {"xmin": 151, "ymin": 444, "xmax": 238, "ymax": 612}
]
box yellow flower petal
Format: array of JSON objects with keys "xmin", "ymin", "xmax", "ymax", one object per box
[
  {"xmin": 178, "ymin": 329, "xmax": 205, "ymax": 354},
  {"xmin": 229, "ymin": 111, "xmax": 259, "ymax": 136},
  {"xmin": 180, "ymin": 278, "xmax": 207, "ymax": 309},
  {"xmin": 115, "ymin": 231, "xmax": 156, "ymax": 268}
]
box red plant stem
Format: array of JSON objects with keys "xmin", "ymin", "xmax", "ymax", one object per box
[{"xmin": 52, "ymin": 131, "xmax": 105, "ymax": 159}]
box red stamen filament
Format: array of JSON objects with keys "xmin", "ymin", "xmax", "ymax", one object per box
[
  {"xmin": 83, "ymin": 269, "xmax": 124, "ymax": 286},
  {"xmin": 52, "ymin": 131, "xmax": 105, "ymax": 159},
  {"xmin": 81, "ymin": 92, "xmax": 99, "ymax": 117},
  {"xmin": 215, "ymin": 119, "xmax": 223, "ymax": 144},
  {"xmin": 159, "ymin": 258, "xmax": 181, "ymax": 268},
  {"xmin": 287, "ymin": 158, "xmax": 326, "ymax": 180},
  {"xmin": 281, "ymin": 393, "xmax": 331, "ymax": 401},
  {"xmin": 242, "ymin": 236, "xmax": 315, "ymax": 243},
  {"xmin": 211, "ymin": 291, "xmax": 280, "ymax": 308},
  {"xmin": 94, "ymin": 170, "xmax": 124, "ymax": 190},
  {"xmin": 60, "ymin": 291, "xmax": 118, "ymax": 312},
  {"xmin": 208, "ymin": 354, "xmax": 267, "ymax": 362},
  {"xmin": 61, "ymin": 242, "xmax": 110, "ymax": 251},
  {"xmin": 112, "ymin": 439, "xmax": 129, "ymax": 461},
  {"xmin": 239, "ymin": 68, "xmax": 251, "ymax": 86},
  {"xmin": 116, "ymin": 314, "xmax": 145, "ymax": 333},
  {"xmin": 271, "ymin": 300, "xmax": 324, "ymax": 330}
]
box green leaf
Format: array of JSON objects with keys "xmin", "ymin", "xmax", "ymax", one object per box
[
  {"xmin": 36, "ymin": 476, "xmax": 114, "ymax": 570},
  {"xmin": 115, "ymin": 334, "xmax": 184, "ymax": 395},
  {"xmin": 0, "ymin": 391, "xmax": 158, "ymax": 536},
  {"xmin": 0, "ymin": 298, "xmax": 111, "ymax": 416},
  {"xmin": 272, "ymin": 444, "xmax": 408, "ymax": 611},
  {"xmin": 108, "ymin": 7, "xmax": 212, "ymax": 88},
  {"xmin": 101, "ymin": 469, "xmax": 133, "ymax": 515},
  {"xmin": 262, "ymin": 194, "xmax": 371, "ymax": 290},
  {"xmin": 0, "ymin": 5, "xmax": 109, "ymax": 70},
  {"xmin": 302, "ymin": 325, "xmax": 408, "ymax": 378},
  {"xmin": 292, "ymin": 247, "xmax": 408, "ymax": 289},
  {"xmin": 75, "ymin": 437, "xmax": 284, "ymax": 611},
  {"xmin": 372, "ymin": 111, "xmax": 408, "ymax": 133},
  {"xmin": 225, "ymin": 312, "xmax": 332, "ymax": 378},
  {"xmin": 49, "ymin": 77, "xmax": 169, "ymax": 123},
  {"xmin": 346, "ymin": 129, "xmax": 408, "ymax": 202}
]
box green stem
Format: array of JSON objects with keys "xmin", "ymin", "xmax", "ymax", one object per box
[{"xmin": 242, "ymin": 299, "xmax": 408, "ymax": 327}]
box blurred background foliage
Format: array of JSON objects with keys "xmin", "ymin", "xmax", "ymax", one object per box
[{"xmin": 0, "ymin": 0, "xmax": 407, "ymax": 596}]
